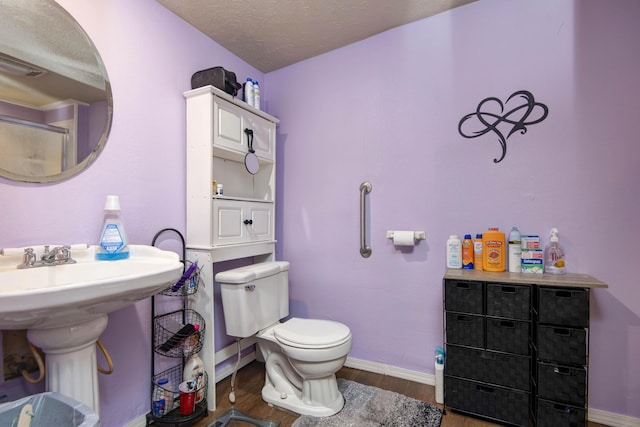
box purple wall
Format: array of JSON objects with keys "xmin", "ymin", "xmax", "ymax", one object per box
[
  {"xmin": 266, "ymin": 0, "xmax": 640, "ymax": 419},
  {"xmin": 0, "ymin": 0, "xmax": 638, "ymax": 425}
]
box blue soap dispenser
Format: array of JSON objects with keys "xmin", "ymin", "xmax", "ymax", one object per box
[{"xmin": 96, "ymin": 195, "xmax": 129, "ymax": 260}]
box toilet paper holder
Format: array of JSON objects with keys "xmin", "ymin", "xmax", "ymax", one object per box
[{"xmin": 386, "ymin": 231, "xmax": 426, "ymax": 242}]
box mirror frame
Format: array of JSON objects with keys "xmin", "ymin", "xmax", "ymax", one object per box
[{"xmin": 0, "ymin": 0, "xmax": 113, "ymax": 184}]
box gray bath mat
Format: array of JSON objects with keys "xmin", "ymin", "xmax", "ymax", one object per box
[{"xmin": 292, "ymin": 378, "xmax": 443, "ymax": 427}]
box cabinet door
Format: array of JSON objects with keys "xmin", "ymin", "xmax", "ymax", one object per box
[
  {"xmin": 214, "ymin": 97, "xmax": 274, "ymax": 162},
  {"xmin": 245, "ymin": 202, "xmax": 273, "ymax": 242},
  {"xmin": 212, "ymin": 200, "xmax": 273, "ymax": 246},
  {"xmin": 212, "ymin": 200, "xmax": 244, "ymax": 246},
  {"xmin": 245, "ymin": 113, "xmax": 274, "ymax": 161},
  {"xmin": 214, "ymin": 98, "xmax": 245, "ymax": 153}
]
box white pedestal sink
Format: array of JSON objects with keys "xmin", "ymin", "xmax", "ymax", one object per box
[{"xmin": 0, "ymin": 244, "xmax": 183, "ymax": 414}]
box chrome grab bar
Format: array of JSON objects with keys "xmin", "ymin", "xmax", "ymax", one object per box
[{"xmin": 359, "ymin": 181, "xmax": 372, "ymax": 258}]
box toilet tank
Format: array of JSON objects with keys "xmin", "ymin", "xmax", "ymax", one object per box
[{"xmin": 215, "ymin": 261, "xmax": 290, "ymax": 338}]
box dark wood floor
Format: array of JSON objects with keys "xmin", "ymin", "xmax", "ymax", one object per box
[{"xmin": 176, "ymin": 361, "xmax": 606, "ymax": 427}]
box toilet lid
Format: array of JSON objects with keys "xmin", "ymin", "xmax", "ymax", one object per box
[{"xmin": 274, "ymin": 318, "xmax": 351, "ymax": 349}]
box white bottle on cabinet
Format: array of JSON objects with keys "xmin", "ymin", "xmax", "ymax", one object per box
[
  {"xmin": 446, "ymin": 235, "xmax": 462, "ymax": 269},
  {"xmin": 253, "ymin": 80, "xmax": 260, "ymax": 110},
  {"xmin": 244, "ymin": 78, "xmax": 254, "ymax": 106},
  {"xmin": 508, "ymin": 226, "xmax": 522, "ymax": 273}
]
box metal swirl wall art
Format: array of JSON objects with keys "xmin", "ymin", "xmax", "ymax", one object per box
[{"xmin": 458, "ymin": 90, "xmax": 549, "ymax": 163}]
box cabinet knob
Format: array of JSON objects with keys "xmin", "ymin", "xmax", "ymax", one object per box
[{"xmin": 243, "ymin": 219, "xmax": 253, "ymax": 225}]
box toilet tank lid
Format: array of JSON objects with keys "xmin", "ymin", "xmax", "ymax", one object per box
[{"xmin": 215, "ymin": 261, "xmax": 290, "ymax": 284}]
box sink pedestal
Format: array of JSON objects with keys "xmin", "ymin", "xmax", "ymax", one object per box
[{"xmin": 27, "ymin": 314, "xmax": 108, "ymax": 412}]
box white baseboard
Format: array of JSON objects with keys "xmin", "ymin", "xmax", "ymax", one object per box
[
  {"xmin": 588, "ymin": 407, "xmax": 640, "ymax": 427},
  {"xmin": 344, "ymin": 356, "xmax": 435, "ymax": 385},
  {"xmin": 344, "ymin": 356, "xmax": 640, "ymax": 427}
]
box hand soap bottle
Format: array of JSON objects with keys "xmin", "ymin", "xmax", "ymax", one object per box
[
  {"xmin": 96, "ymin": 195, "xmax": 129, "ymax": 260},
  {"xmin": 544, "ymin": 228, "xmax": 565, "ymax": 274}
]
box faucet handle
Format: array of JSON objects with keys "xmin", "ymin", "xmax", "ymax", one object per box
[
  {"xmin": 24, "ymin": 247, "xmax": 35, "ymax": 261},
  {"xmin": 60, "ymin": 246, "xmax": 73, "ymax": 261},
  {"xmin": 20, "ymin": 248, "xmax": 37, "ymax": 268}
]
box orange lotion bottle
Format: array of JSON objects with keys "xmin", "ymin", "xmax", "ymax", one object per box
[
  {"xmin": 474, "ymin": 234, "xmax": 483, "ymax": 271},
  {"xmin": 462, "ymin": 234, "xmax": 474, "ymax": 269},
  {"xmin": 483, "ymin": 228, "xmax": 506, "ymax": 272}
]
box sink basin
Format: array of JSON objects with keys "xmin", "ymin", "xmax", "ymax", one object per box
[
  {"xmin": 0, "ymin": 244, "xmax": 182, "ymax": 329},
  {"xmin": 0, "ymin": 244, "xmax": 183, "ymax": 413}
]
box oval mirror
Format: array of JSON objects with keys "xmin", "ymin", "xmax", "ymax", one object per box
[
  {"xmin": 0, "ymin": 0, "xmax": 112, "ymax": 183},
  {"xmin": 244, "ymin": 152, "xmax": 259, "ymax": 175}
]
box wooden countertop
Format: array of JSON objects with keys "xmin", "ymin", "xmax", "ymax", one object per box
[{"xmin": 444, "ymin": 268, "xmax": 608, "ymax": 289}]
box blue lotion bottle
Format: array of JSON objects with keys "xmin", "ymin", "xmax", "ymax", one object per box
[{"xmin": 96, "ymin": 195, "xmax": 129, "ymax": 260}]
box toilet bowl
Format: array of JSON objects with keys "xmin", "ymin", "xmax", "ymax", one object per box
[
  {"xmin": 216, "ymin": 262, "xmax": 352, "ymax": 416},
  {"xmin": 258, "ymin": 317, "xmax": 352, "ymax": 416}
]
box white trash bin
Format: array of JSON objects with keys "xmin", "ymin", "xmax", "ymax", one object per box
[{"xmin": 0, "ymin": 392, "xmax": 99, "ymax": 427}]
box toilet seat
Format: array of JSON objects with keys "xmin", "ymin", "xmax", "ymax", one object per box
[{"xmin": 274, "ymin": 318, "xmax": 351, "ymax": 349}]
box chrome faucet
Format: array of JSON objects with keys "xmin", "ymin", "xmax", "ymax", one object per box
[{"xmin": 18, "ymin": 245, "xmax": 76, "ymax": 269}]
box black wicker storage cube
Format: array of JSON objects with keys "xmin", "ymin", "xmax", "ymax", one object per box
[
  {"xmin": 537, "ymin": 325, "xmax": 587, "ymax": 366},
  {"xmin": 445, "ymin": 280, "xmax": 484, "ymax": 314},
  {"xmin": 445, "ymin": 376, "xmax": 531, "ymax": 427},
  {"xmin": 446, "ymin": 312, "xmax": 484, "ymax": 348},
  {"xmin": 536, "ymin": 398, "xmax": 586, "ymax": 427},
  {"xmin": 486, "ymin": 283, "xmax": 531, "ymax": 320},
  {"xmin": 538, "ymin": 287, "xmax": 589, "ymax": 327},
  {"xmin": 486, "ymin": 318, "xmax": 530, "ymax": 355},
  {"xmin": 537, "ymin": 362, "xmax": 587, "ymax": 406},
  {"xmin": 446, "ymin": 345, "xmax": 530, "ymax": 391}
]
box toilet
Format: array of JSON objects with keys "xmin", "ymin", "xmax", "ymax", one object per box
[{"xmin": 216, "ymin": 261, "xmax": 352, "ymax": 417}]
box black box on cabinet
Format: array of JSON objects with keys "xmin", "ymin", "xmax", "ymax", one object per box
[
  {"xmin": 536, "ymin": 398, "xmax": 586, "ymax": 427},
  {"xmin": 446, "ymin": 312, "xmax": 484, "ymax": 348},
  {"xmin": 486, "ymin": 318, "xmax": 530, "ymax": 355},
  {"xmin": 445, "ymin": 376, "xmax": 531, "ymax": 427},
  {"xmin": 537, "ymin": 362, "xmax": 587, "ymax": 406},
  {"xmin": 445, "ymin": 280, "xmax": 484, "ymax": 314},
  {"xmin": 538, "ymin": 287, "xmax": 589, "ymax": 327},
  {"xmin": 486, "ymin": 283, "xmax": 531, "ymax": 320},
  {"xmin": 537, "ymin": 325, "xmax": 587, "ymax": 366},
  {"xmin": 446, "ymin": 345, "xmax": 531, "ymax": 391}
]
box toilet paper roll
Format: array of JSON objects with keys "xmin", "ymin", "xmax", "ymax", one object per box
[{"xmin": 392, "ymin": 231, "xmax": 416, "ymax": 247}]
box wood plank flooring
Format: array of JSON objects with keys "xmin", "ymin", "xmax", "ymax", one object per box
[{"xmin": 174, "ymin": 361, "xmax": 606, "ymax": 427}]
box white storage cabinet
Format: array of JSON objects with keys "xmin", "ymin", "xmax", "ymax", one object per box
[
  {"xmin": 184, "ymin": 85, "xmax": 279, "ymax": 411},
  {"xmin": 185, "ymin": 85, "xmax": 278, "ymax": 258}
]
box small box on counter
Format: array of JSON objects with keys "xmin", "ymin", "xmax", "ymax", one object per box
[
  {"xmin": 522, "ymin": 258, "xmax": 543, "ymax": 274},
  {"xmin": 521, "ymin": 235, "xmax": 540, "ymax": 249},
  {"xmin": 521, "ymin": 249, "xmax": 543, "ymax": 260}
]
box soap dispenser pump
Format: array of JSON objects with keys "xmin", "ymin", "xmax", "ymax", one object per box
[
  {"xmin": 96, "ymin": 195, "xmax": 129, "ymax": 260},
  {"xmin": 544, "ymin": 228, "xmax": 565, "ymax": 274}
]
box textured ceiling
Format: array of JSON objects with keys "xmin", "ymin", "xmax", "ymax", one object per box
[{"xmin": 156, "ymin": 0, "xmax": 477, "ymax": 73}]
